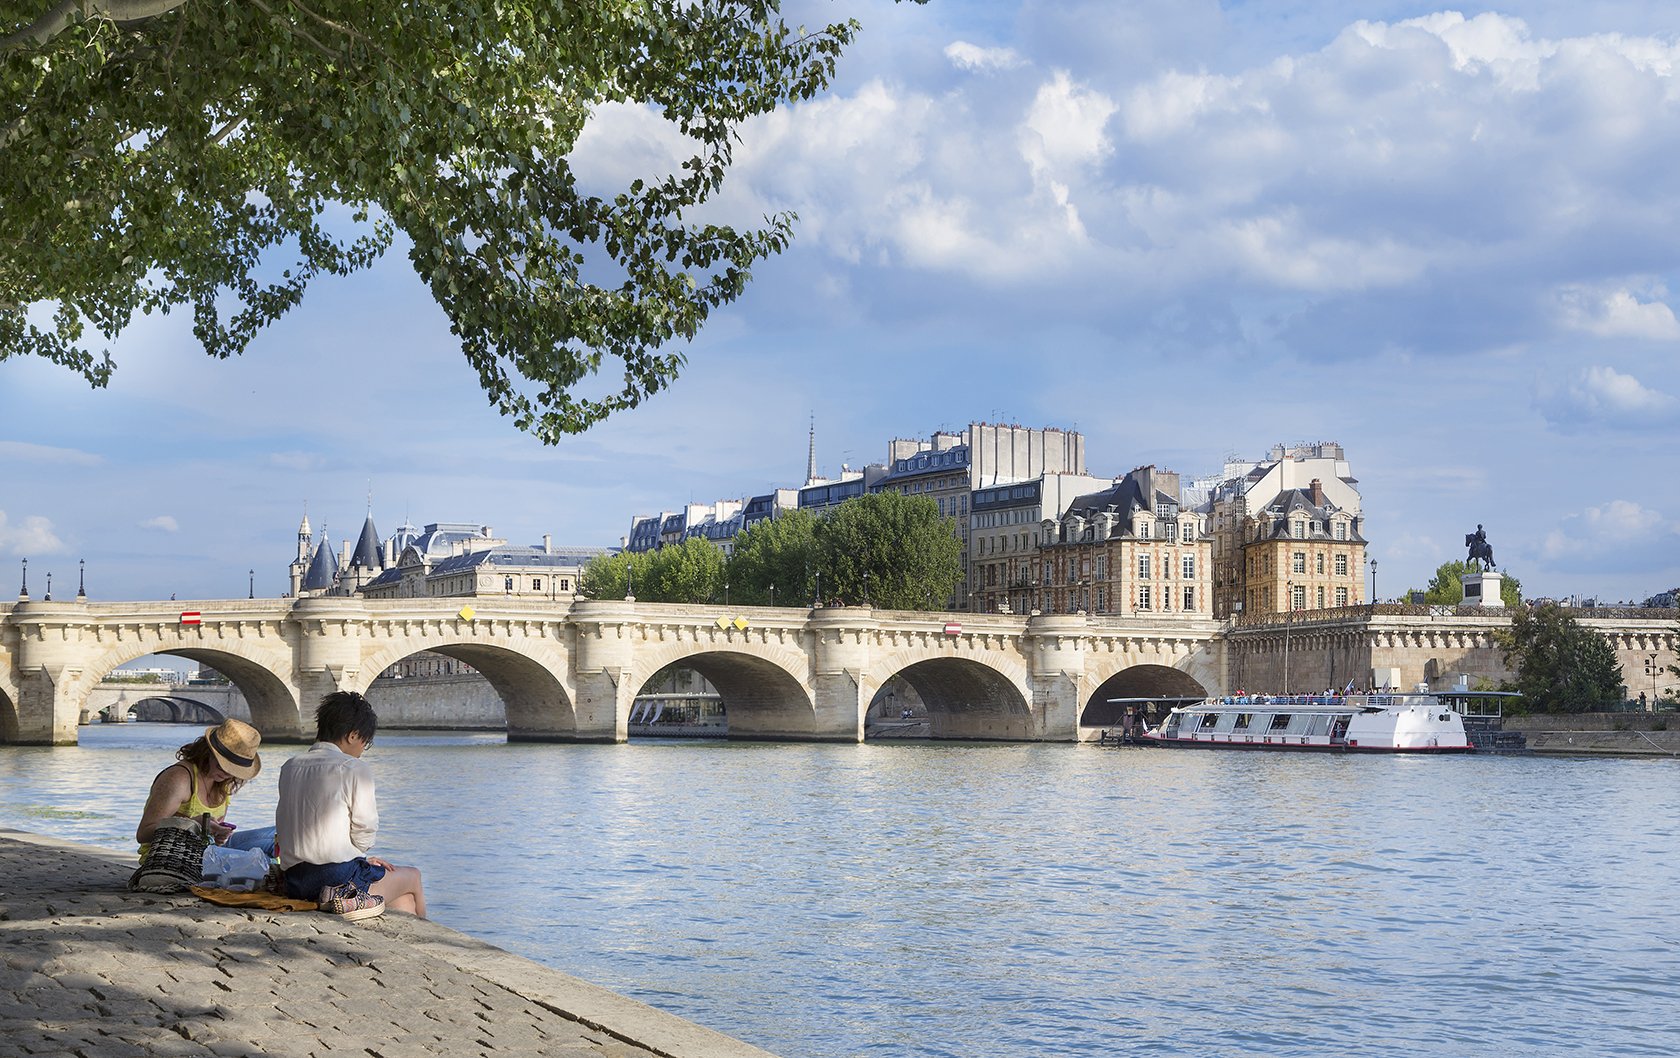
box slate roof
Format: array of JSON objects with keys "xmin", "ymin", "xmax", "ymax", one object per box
[
  {"xmin": 351, "ymin": 514, "xmax": 383, "ymax": 570},
  {"xmin": 302, "ymin": 538, "xmax": 339, "ymax": 592}
]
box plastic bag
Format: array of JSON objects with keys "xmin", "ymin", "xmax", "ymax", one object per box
[{"xmin": 201, "ymin": 845, "xmax": 271, "ymax": 892}]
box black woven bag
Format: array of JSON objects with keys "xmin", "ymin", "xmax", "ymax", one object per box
[{"xmin": 128, "ymin": 816, "xmax": 210, "ymax": 893}]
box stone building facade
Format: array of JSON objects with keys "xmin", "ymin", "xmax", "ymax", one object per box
[
  {"xmin": 1036, "ymin": 466, "xmax": 1213, "ymax": 617},
  {"xmin": 1207, "ymin": 442, "xmax": 1364, "ymax": 617},
  {"xmin": 1240, "ymin": 479, "xmax": 1368, "ymax": 616}
]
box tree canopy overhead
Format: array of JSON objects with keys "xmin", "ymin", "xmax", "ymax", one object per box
[
  {"xmin": 1, "ymin": 0, "xmax": 861, "ymax": 441},
  {"xmin": 1497, "ymin": 602, "xmax": 1627, "ymax": 713}
]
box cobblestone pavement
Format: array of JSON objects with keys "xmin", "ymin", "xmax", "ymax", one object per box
[{"xmin": 0, "ymin": 830, "xmax": 777, "ymax": 1058}]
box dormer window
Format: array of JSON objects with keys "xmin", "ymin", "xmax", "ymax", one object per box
[{"xmin": 1139, "ymin": 521, "xmax": 1151, "ymax": 539}]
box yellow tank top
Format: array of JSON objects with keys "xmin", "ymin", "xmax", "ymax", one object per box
[{"xmin": 138, "ymin": 761, "xmax": 227, "ymax": 859}]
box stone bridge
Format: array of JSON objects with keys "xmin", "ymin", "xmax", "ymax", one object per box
[{"xmin": 0, "ymin": 597, "xmax": 1225, "ymax": 745}]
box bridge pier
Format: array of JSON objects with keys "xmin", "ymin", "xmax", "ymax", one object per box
[{"xmin": 11, "ymin": 602, "xmax": 95, "ymax": 745}]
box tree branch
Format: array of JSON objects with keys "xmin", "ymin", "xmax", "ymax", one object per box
[{"xmin": 2, "ymin": 0, "xmax": 190, "ymax": 52}]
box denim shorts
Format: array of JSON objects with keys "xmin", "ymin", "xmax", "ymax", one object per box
[{"xmin": 283, "ymin": 857, "xmax": 387, "ymax": 900}]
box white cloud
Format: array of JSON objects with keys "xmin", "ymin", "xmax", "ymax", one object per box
[
  {"xmin": 945, "ymin": 41, "xmax": 1025, "ymax": 73},
  {"xmin": 139, "ymin": 515, "xmax": 179, "ymax": 533},
  {"xmin": 0, "ymin": 441, "xmax": 102, "ymax": 466},
  {"xmin": 0, "ymin": 510, "xmax": 65, "ymax": 555},
  {"xmin": 1542, "ymin": 500, "xmax": 1678, "ymax": 565},
  {"xmin": 1557, "ymin": 284, "xmax": 1680, "ymax": 339},
  {"xmin": 1536, "ymin": 365, "xmax": 1680, "ymax": 430}
]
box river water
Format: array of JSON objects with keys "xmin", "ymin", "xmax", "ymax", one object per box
[{"xmin": 2, "ymin": 725, "xmax": 1676, "ymax": 1058}]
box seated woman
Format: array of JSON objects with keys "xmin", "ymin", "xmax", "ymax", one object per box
[{"xmin": 136, "ymin": 718, "xmax": 276, "ymax": 860}]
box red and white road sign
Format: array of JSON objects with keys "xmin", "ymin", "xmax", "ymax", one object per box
[
  {"xmin": 943, "ymin": 622, "xmax": 962, "ymax": 636},
  {"xmin": 179, "ymin": 611, "xmax": 202, "ymax": 625}
]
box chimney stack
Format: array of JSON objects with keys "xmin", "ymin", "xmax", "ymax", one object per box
[{"xmin": 1309, "ymin": 478, "xmax": 1325, "ymax": 507}]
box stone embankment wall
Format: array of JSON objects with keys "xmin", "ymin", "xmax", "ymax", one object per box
[
  {"xmin": 1504, "ymin": 712, "xmax": 1680, "ymax": 756},
  {"xmin": 363, "ymin": 673, "xmax": 506, "ymax": 729}
]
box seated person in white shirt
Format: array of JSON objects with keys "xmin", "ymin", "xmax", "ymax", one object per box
[{"xmin": 276, "ymin": 691, "xmax": 427, "ymax": 918}]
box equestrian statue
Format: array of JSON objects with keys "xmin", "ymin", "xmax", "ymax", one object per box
[{"xmin": 1465, "ymin": 524, "xmax": 1496, "ymax": 570}]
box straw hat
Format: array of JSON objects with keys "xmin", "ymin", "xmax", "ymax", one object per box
[{"xmin": 203, "ymin": 718, "xmax": 263, "ymax": 780}]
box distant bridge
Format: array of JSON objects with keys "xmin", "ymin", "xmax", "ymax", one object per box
[{"xmin": 0, "ymin": 597, "xmax": 1223, "ymax": 745}]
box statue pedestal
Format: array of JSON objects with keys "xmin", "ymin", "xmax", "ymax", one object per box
[{"xmin": 1461, "ymin": 570, "xmax": 1504, "ymax": 608}]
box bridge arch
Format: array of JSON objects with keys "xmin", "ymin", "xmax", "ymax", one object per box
[
  {"xmin": 1080, "ymin": 663, "xmax": 1209, "ymax": 728},
  {"xmin": 84, "ymin": 647, "xmax": 300, "ymax": 738},
  {"xmin": 125, "ymin": 696, "xmax": 227, "ymax": 724},
  {"xmin": 871, "ymin": 652, "xmax": 1034, "ymax": 740},
  {"xmin": 354, "ymin": 642, "xmax": 575, "ymax": 739},
  {"xmin": 630, "ymin": 645, "xmax": 815, "ymax": 740}
]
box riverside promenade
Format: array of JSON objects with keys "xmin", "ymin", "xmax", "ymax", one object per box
[{"xmin": 0, "ymin": 829, "xmax": 778, "ymax": 1058}]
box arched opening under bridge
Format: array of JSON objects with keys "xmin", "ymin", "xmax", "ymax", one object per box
[
  {"xmin": 111, "ymin": 651, "xmax": 299, "ymax": 738},
  {"xmin": 124, "ymin": 696, "xmax": 226, "ymax": 724},
  {"xmin": 362, "ymin": 645, "xmax": 573, "ymax": 738},
  {"xmin": 1081, "ymin": 664, "xmax": 1209, "ymax": 730},
  {"xmin": 878, "ymin": 657, "xmax": 1032, "ymax": 740},
  {"xmin": 629, "ymin": 651, "xmax": 813, "ymax": 741}
]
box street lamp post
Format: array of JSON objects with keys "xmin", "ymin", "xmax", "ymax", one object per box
[
  {"xmin": 248, "ymin": 569, "xmax": 254, "ymax": 600},
  {"xmin": 863, "ymin": 571, "xmax": 870, "ymax": 607},
  {"xmin": 1646, "ymin": 652, "xmax": 1661, "ymax": 712},
  {"xmin": 626, "ymin": 559, "xmax": 635, "ymax": 601},
  {"xmin": 1369, "ymin": 557, "xmax": 1378, "ymax": 607},
  {"xmin": 1283, "ymin": 579, "xmax": 1293, "ymax": 695},
  {"xmin": 44, "ymin": 572, "xmax": 52, "ymax": 602},
  {"xmin": 18, "ymin": 557, "xmax": 26, "ymax": 600},
  {"xmin": 769, "ymin": 583, "xmax": 776, "ymax": 608},
  {"xmin": 814, "ymin": 570, "xmax": 821, "ymax": 608},
  {"xmin": 724, "ymin": 580, "xmax": 730, "ymax": 607},
  {"xmin": 78, "ymin": 559, "xmax": 86, "ymax": 600}
]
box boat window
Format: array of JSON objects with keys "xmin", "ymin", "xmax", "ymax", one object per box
[
  {"xmin": 1305, "ymin": 714, "xmax": 1331, "ymax": 736},
  {"xmin": 1234, "ymin": 713, "xmax": 1254, "ymax": 730},
  {"xmin": 1199, "ymin": 713, "xmax": 1219, "ymax": 729},
  {"xmin": 1270, "ymin": 714, "xmax": 1292, "ymax": 730}
]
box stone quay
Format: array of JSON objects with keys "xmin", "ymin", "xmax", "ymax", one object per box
[{"xmin": 0, "ymin": 828, "xmax": 777, "ymax": 1058}]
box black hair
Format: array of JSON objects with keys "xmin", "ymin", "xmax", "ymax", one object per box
[{"xmin": 315, "ymin": 691, "xmax": 378, "ymax": 745}]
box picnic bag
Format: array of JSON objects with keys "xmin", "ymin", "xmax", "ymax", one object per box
[{"xmin": 128, "ymin": 816, "xmax": 210, "ymax": 893}]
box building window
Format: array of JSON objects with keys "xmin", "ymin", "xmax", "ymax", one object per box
[
  {"xmin": 1182, "ymin": 555, "xmax": 1195, "ymax": 579},
  {"xmin": 1139, "ymin": 522, "xmax": 1151, "ymax": 539},
  {"xmin": 1182, "ymin": 523, "xmax": 1194, "ymax": 543},
  {"xmin": 1335, "ymin": 554, "xmax": 1348, "ymax": 576},
  {"xmin": 1316, "ymin": 553, "xmax": 1325, "ymax": 574},
  {"xmin": 1183, "ymin": 586, "xmax": 1195, "ymax": 611},
  {"xmin": 1292, "ymin": 552, "xmax": 1306, "ymax": 574},
  {"xmin": 1138, "ymin": 555, "xmax": 1151, "ymax": 579},
  {"xmin": 532, "ymin": 578, "xmax": 542, "ymax": 592},
  {"xmin": 1138, "ymin": 586, "xmax": 1152, "ymax": 610},
  {"xmin": 1044, "ymin": 560, "xmax": 1053, "ymax": 584},
  {"xmin": 1291, "ymin": 584, "xmax": 1306, "ymax": 610},
  {"xmin": 504, "ymin": 576, "xmax": 514, "ymax": 592},
  {"xmin": 1068, "ymin": 558, "xmax": 1077, "ymax": 581},
  {"xmin": 1335, "ymin": 521, "xmax": 1347, "ymax": 540},
  {"xmin": 1336, "ymin": 587, "xmax": 1349, "ymax": 606},
  {"xmin": 1096, "ymin": 586, "xmax": 1107, "ymax": 611},
  {"xmin": 1095, "ymin": 555, "xmax": 1107, "ymax": 578},
  {"xmin": 1317, "ymin": 586, "xmax": 1325, "ymax": 608}
]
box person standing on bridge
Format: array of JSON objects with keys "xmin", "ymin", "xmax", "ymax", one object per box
[{"xmin": 275, "ymin": 691, "xmax": 427, "ymax": 920}]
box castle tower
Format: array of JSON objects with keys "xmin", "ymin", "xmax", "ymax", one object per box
[{"xmin": 289, "ymin": 508, "xmax": 313, "ymax": 597}]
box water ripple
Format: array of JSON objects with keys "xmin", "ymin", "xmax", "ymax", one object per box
[{"xmin": 3, "ymin": 727, "xmax": 1677, "ymax": 1058}]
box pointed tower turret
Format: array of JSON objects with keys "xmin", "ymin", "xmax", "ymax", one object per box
[
  {"xmin": 302, "ymin": 527, "xmax": 339, "ymax": 595},
  {"xmin": 805, "ymin": 414, "xmax": 818, "ymax": 486}
]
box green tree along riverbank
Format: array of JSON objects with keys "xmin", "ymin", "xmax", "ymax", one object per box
[
  {"xmin": 1498, "ymin": 602, "xmax": 1627, "ymax": 712},
  {"xmin": 580, "ymin": 493, "xmax": 963, "ymax": 610}
]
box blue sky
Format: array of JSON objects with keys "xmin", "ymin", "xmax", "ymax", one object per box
[{"xmin": 4, "ymin": 1, "xmax": 1679, "ymax": 605}]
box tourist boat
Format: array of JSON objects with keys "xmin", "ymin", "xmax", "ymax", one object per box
[{"xmin": 1139, "ymin": 693, "xmax": 1476, "ymax": 753}]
